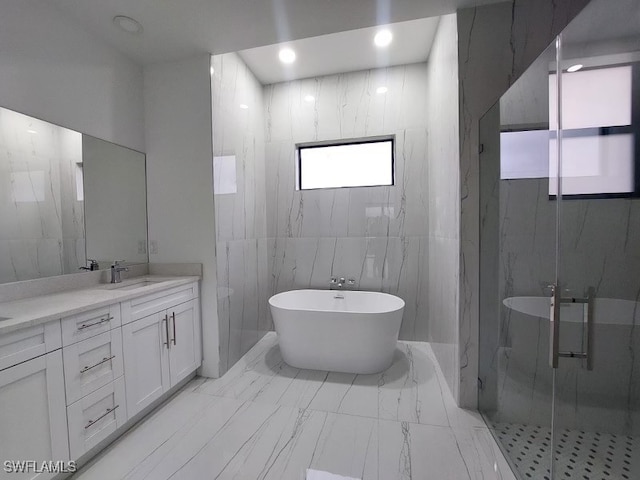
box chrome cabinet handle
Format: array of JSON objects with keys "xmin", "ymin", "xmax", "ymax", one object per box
[
  {"xmin": 78, "ymin": 316, "xmax": 113, "ymax": 330},
  {"xmin": 171, "ymin": 312, "xmax": 176, "ymax": 345},
  {"xmin": 162, "ymin": 315, "xmax": 169, "ymax": 348},
  {"xmin": 84, "ymin": 405, "xmax": 119, "ymax": 429},
  {"xmin": 80, "ymin": 355, "xmax": 116, "ymax": 374}
]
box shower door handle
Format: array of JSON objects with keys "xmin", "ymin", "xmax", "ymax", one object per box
[
  {"xmin": 549, "ymin": 284, "xmax": 560, "ymax": 368},
  {"xmin": 549, "ymin": 284, "xmax": 594, "ymax": 370}
]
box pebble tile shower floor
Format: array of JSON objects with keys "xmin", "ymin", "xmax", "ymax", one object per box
[{"xmin": 493, "ymin": 422, "xmax": 639, "ymax": 480}]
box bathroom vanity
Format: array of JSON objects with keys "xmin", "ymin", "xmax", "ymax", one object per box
[{"xmin": 0, "ymin": 275, "xmax": 201, "ymax": 479}]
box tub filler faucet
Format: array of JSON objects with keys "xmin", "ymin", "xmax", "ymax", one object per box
[{"xmin": 330, "ymin": 276, "xmax": 357, "ymax": 298}]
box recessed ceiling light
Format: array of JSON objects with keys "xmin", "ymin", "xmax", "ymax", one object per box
[
  {"xmin": 27, "ymin": 129, "xmax": 37, "ymax": 134},
  {"xmin": 304, "ymin": 95, "xmax": 315, "ymax": 102},
  {"xmin": 279, "ymin": 48, "xmax": 296, "ymax": 64},
  {"xmin": 113, "ymin": 15, "xmax": 143, "ymax": 35},
  {"xmin": 376, "ymin": 86, "xmax": 388, "ymax": 94},
  {"xmin": 567, "ymin": 64, "xmax": 583, "ymax": 73},
  {"xmin": 239, "ymin": 104, "xmax": 249, "ymax": 109},
  {"xmin": 374, "ymin": 30, "xmax": 393, "ymax": 48}
]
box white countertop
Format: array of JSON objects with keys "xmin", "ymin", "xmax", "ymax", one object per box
[{"xmin": 0, "ymin": 275, "xmax": 200, "ymax": 335}]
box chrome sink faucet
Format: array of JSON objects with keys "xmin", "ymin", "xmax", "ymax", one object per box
[{"xmin": 110, "ymin": 260, "xmax": 128, "ymax": 283}]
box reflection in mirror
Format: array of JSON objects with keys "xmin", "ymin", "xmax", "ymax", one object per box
[
  {"xmin": 83, "ymin": 136, "xmax": 147, "ymax": 266},
  {"xmin": 0, "ymin": 106, "xmax": 147, "ymax": 284},
  {"xmin": 0, "ymin": 108, "xmax": 85, "ymax": 283}
]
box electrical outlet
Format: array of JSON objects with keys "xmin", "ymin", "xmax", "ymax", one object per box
[{"xmin": 149, "ymin": 240, "xmax": 158, "ymax": 255}]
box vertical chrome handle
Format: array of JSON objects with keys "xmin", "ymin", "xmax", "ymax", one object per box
[
  {"xmin": 585, "ymin": 287, "xmax": 594, "ymax": 371},
  {"xmin": 171, "ymin": 312, "xmax": 176, "ymax": 345},
  {"xmin": 162, "ymin": 315, "xmax": 169, "ymax": 348},
  {"xmin": 549, "ymin": 284, "xmax": 560, "ymax": 368}
]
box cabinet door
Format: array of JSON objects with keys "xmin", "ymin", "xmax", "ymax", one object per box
[
  {"xmin": 168, "ymin": 300, "xmax": 200, "ymax": 387},
  {"xmin": 63, "ymin": 329, "xmax": 124, "ymax": 405},
  {"xmin": 122, "ymin": 312, "xmax": 169, "ymax": 417},
  {"xmin": 0, "ymin": 351, "xmax": 69, "ymax": 480}
]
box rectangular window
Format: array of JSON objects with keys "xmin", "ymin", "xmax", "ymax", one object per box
[{"xmin": 297, "ymin": 136, "xmax": 394, "ymax": 190}]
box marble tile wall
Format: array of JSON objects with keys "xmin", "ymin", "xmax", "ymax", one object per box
[
  {"xmin": 424, "ymin": 14, "xmax": 462, "ymax": 402},
  {"xmin": 0, "ymin": 107, "xmax": 84, "ymax": 283},
  {"xmin": 211, "ymin": 52, "xmax": 270, "ymax": 373},
  {"xmin": 263, "ymin": 63, "xmax": 430, "ymax": 341},
  {"xmin": 456, "ymin": 0, "xmax": 590, "ymax": 408}
]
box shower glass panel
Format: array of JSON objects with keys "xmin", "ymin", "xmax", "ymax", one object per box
[
  {"xmin": 479, "ymin": 40, "xmax": 558, "ymax": 479},
  {"xmin": 479, "ymin": 0, "xmax": 640, "ymax": 478},
  {"xmin": 554, "ymin": 1, "xmax": 640, "ymax": 479}
]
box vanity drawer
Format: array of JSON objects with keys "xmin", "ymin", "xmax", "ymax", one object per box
[
  {"xmin": 61, "ymin": 304, "xmax": 121, "ymax": 346},
  {"xmin": 67, "ymin": 376, "xmax": 127, "ymax": 460},
  {"xmin": 63, "ymin": 329, "xmax": 124, "ymax": 405},
  {"xmin": 121, "ymin": 283, "xmax": 198, "ymax": 324},
  {"xmin": 0, "ymin": 321, "xmax": 62, "ymax": 371}
]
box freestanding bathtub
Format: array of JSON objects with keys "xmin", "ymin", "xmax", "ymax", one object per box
[{"xmin": 268, "ymin": 289, "xmax": 405, "ymax": 374}]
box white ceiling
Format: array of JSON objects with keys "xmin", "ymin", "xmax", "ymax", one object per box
[
  {"xmin": 43, "ymin": 0, "xmax": 504, "ymax": 65},
  {"xmin": 238, "ymin": 17, "xmax": 440, "ymax": 85}
]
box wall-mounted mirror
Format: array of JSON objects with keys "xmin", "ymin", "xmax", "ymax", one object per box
[{"xmin": 0, "ymin": 106, "xmax": 147, "ymax": 284}]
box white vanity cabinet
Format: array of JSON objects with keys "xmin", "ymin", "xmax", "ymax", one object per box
[
  {"xmin": 0, "ymin": 276, "xmax": 201, "ymax": 474},
  {"xmin": 0, "ymin": 350, "xmax": 69, "ymax": 480},
  {"xmin": 122, "ymin": 295, "xmax": 200, "ymax": 417}
]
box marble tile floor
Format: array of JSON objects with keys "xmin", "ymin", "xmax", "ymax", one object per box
[{"xmin": 73, "ymin": 333, "xmax": 516, "ymax": 480}]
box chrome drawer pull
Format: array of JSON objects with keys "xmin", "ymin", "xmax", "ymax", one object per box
[
  {"xmin": 84, "ymin": 404, "xmax": 119, "ymax": 429},
  {"xmin": 78, "ymin": 316, "xmax": 113, "ymax": 330},
  {"xmin": 80, "ymin": 355, "xmax": 116, "ymax": 374}
]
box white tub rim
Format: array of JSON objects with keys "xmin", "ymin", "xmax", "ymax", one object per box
[{"xmin": 269, "ymin": 289, "xmax": 405, "ymax": 315}]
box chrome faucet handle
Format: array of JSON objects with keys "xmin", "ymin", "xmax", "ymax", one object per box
[{"xmin": 339, "ymin": 277, "xmax": 346, "ymax": 284}]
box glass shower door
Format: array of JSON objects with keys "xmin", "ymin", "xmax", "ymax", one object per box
[{"xmin": 551, "ymin": 1, "xmax": 640, "ymax": 478}]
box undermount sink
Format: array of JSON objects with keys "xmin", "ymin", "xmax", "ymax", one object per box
[
  {"xmin": 110, "ymin": 280, "xmax": 162, "ymax": 290},
  {"xmin": 99, "ymin": 278, "xmax": 171, "ymax": 291}
]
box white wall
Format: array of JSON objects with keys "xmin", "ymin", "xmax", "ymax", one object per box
[
  {"xmin": 144, "ymin": 55, "xmax": 220, "ymax": 377},
  {"xmin": 424, "ymin": 14, "xmax": 461, "ymax": 402},
  {"xmin": 0, "ymin": 0, "xmax": 144, "ymax": 152}
]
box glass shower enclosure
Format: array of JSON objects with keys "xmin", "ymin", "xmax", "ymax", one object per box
[{"xmin": 478, "ymin": 0, "xmax": 640, "ymax": 478}]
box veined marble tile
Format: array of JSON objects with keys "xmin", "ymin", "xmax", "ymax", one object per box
[
  {"xmin": 73, "ymin": 383, "xmax": 218, "ymax": 480},
  {"xmin": 74, "ymin": 338, "xmax": 516, "ymax": 480},
  {"xmin": 200, "ymin": 333, "xmax": 452, "ymax": 428}
]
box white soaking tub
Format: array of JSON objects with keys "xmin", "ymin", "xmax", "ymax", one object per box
[{"xmin": 268, "ymin": 289, "xmax": 405, "ymax": 374}]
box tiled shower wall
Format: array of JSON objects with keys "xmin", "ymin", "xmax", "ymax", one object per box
[
  {"xmin": 211, "ymin": 52, "xmax": 270, "ymax": 373},
  {"xmin": 263, "ymin": 63, "xmax": 430, "ymax": 341}
]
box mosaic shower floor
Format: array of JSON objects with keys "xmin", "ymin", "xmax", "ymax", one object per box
[{"xmin": 492, "ymin": 422, "xmax": 639, "ymax": 480}]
